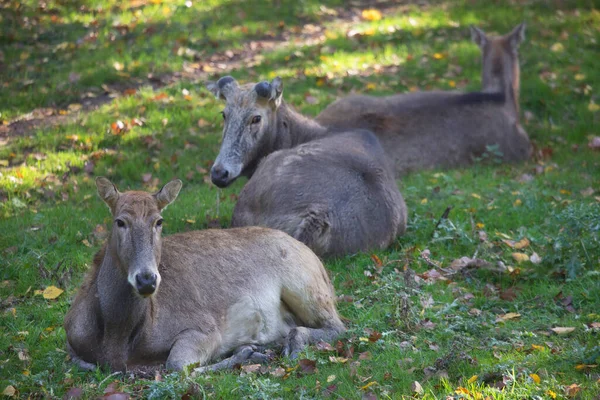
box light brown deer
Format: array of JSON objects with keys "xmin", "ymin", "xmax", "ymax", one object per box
[
  {"xmin": 64, "ymin": 177, "xmax": 345, "ymax": 372},
  {"xmin": 315, "ymin": 23, "xmax": 531, "ymax": 176},
  {"xmin": 206, "ymin": 77, "xmax": 407, "ymax": 258}
]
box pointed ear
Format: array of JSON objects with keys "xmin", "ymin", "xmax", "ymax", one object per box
[
  {"xmin": 205, "ymin": 76, "xmax": 238, "ymax": 101},
  {"xmin": 270, "ymin": 77, "xmax": 284, "ymax": 108},
  {"xmin": 96, "ymin": 177, "xmax": 120, "ymax": 213},
  {"xmin": 507, "ymin": 22, "xmax": 526, "ymax": 50},
  {"xmin": 154, "ymin": 179, "xmax": 182, "ymax": 210},
  {"xmin": 470, "ymin": 26, "xmax": 487, "ymax": 48}
]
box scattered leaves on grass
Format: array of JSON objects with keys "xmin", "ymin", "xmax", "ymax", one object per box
[
  {"xmin": 42, "ymin": 285, "xmax": 63, "ymax": 299},
  {"xmin": 550, "ymin": 327, "xmax": 575, "ymax": 335},
  {"xmin": 449, "ymin": 256, "xmax": 491, "ymax": 271},
  {"xmin": 502, "ymin": 237, "xmax": 530, "ymax": 249}
]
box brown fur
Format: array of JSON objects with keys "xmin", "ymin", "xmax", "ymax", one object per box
[
  {"xmin": 315, "ymin": 24, "xmax": 531, "ymax": 176},
  {"xmin": 64, "ymin": 178, "xmax": 345, "ymax": 371}
]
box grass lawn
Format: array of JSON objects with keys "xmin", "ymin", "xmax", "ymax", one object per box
[{"xmin": 1, "ymin": 0, "xmax": 599, "ymax": 398}]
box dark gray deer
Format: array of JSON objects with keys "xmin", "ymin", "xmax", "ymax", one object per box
[
  {"xmin": 315, "ymin": 23, "xmax": 531, "ymax": 176},
  {"xmin": 64, "ymin": 177, "xmax": 345, "ymax": 372},
  {"xmin": 206, "ymin": 77, "xmax": 407, "ymax": 258}
]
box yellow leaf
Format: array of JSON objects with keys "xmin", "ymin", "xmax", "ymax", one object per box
[
  {"xmin": 498, "ymin": 312, "xmax": 521, "ymax": 321},
  {"xmin": 512, "ymin": 252, "xmax": 529, "ymax": 263},
  {"xmin": 550, "ymin": 327, "xmax": 575, "ymax": 335},
  {"xmin": 185, "ymin": 219, "xmax": 195, "ymax": 224},
  {"xmin": 433, "ymin": 53, "xmax": 445, "ymax": 60},
  {"xmin": 113, "ymin": 61, "xmax": 124, "ymax": 71},
  {"xmin": 513, "ymin": 198, "xmax": 522, "ymax": 206},
  {"xmin": 476, "ymin": 222, "xmax": 485, "ymax": 229},
  {"xmin": 448, "ymin": 80, "xmax": 456, "ymax": 88},
  {"xmin": 575, "ymin": 364, "xmax": 597, "ymax": 370},
  {"xmin": 514, "ymin": 238, "xmax": 530, "ymax": 250},
  {"xmin": 327, "ymin": 375, "xmax": 336, "ymax": 383},
  {"xmin": 366, "ymin": 83, "xmax": 377, "ymax": 91},
  {"xmin": 328, "ymin": 356, "xmax": 348, "ymax": 363},
  {"xmin": 471, "ymin": 193, "xmax": 481, "ymax": 199},
  {"xmin": 530, "ymin": 373, "xmax": 541, "ymax": 384},
  {"xmin": 2, "ymin": 385, "xmax": 16, "ymax": 397},
  {"xmin": 361, "ymin": 9, "xmax": 382, "ymax": 21},
  {"xmin": 359, "ymin": 337, "xmax": 370, "ymax": 342},
  {"xmin": 550, "ymin": 42, "xmax": 564, "ymax": 52},
  {"xmin": 531, "ymin": 344, "xmax": 545, "ymax": 351},
  {"xmin": 468, "ymin": 375, "xmax": 478, "ymax": 384},
  {"xmin": 325, "ymin": 31, "xmax": 338, "ymax": 40},
  {"xmin": 363, "ymin": 27, "xmax": 376, "ymax": 36},
  {"xmin": 560, "ymin": 189, "xmax": 571, "ymax": 195},
  {"xmin": 455, "ymin": 387, "xmax": 470, "ymax": 394},
  {"xmin": 420, "ymin": 198, "xmax": 428, "ymax": 204},
  {"xmin": 42, "ymin": 285, "xmax": 64, "ymax": 300},
  {"xmin": 68, "ymin": 103, "xmax": 82, "ymax": 111},
  {"xmin": 34, "ymin": 290, "xmax": 43, "ymax": 296},
  {"xmin": 546, "ymin": 390, "xmax": 557, "ymax": 399},
  {"xmin": 575, "ymin": 74, "xmax": 586, "ymax": 81},
  {"xmin": 81, "ymin": 239, "xmax": 91, "ymax": 247},
  {"xmin": 184, "ymin": 95, "xmax": 193, "ymax": 101},
  {"xmin": 361, "ymin": 381, "xmax": 377, "ymax": 390},
  {"xmin": 22, "ymin": 370, "xmax": 29, "ymax": 376},
  {"xmin": 589, "ymin": 102, "xmax": 600, "ymax": 112}
]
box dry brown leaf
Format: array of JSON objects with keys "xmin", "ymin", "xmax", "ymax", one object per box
[
  {"xmin": 2, "ymin": 385, "xmax": 16, "ymax": 397},
  {"xmin": 449, "ymin": 256, "xmax": 491, "ymax": 271}
]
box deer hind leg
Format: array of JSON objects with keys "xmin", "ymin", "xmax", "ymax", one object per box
[
  {"xmin": 292, "ymin": 208, "xmax": 331, "ymax": 256},
  {"xmin": 194, "ymin": 345, "xmax": 273, "ymax": 374},
  {"xmin": 166, "ymin": 329, "xmax": 222, "ymax": 371},
  {"xmin": 283, "ymin": 326, "xmax": 344, "ymax": 359}
]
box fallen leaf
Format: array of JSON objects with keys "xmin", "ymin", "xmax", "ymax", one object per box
[
  {"xmin": 327, "ymin": 375, "xmax": 336, "ymax": 383},
  {"xmin": 551, "ymin": 42, "xmax": 564, "ymax": 52},
  {"xmin": 512, "ymin": 252, "xmax": 529, "ymax": 263},
  {"xmin": 530, "ymin": 373, "xmax": 541, "ymax": 384},
  {"xmin": 565, "ymin": 383, "xmax": 581, "ymax": 398},
  {"xmin": 455, "ymin": 387, "xmax": 470, "ymax": 395},
  {"xmin": 530, "ymin": 252, "xmax": 542, "ymax": 264},
  {"xmin": 298, "ymin": 359, "xmax": 317, "ymax": 374},
  {"xmin": 2, "ymin": 385, "xmax": 16, "ymax": 397},
  {"xmin": 270, "ymin": 367, "xmax": 286, "ymax": 377},
  {"xmin": 64, "ymin": 387, "xmax": 84, "ymax": 399},
  {"xmin": 240, "ymin": 364, "xmax": 261, "ymax": 374},
  {"xmin": 449, "ymin": 256, "xmax": 491, "ymax": 271},
  {"xmin": 368, "ymin": 330, "xmax": 382, "ymax": 342},
  {"xmin": 588, "ymin": 136, "xmax": 600, "ymax": 149},
  {"xmin": 42, "ymin": 286, "xmax": 64, "ymax": 300},
  {"xmin": 550, "ymin": 327, "xmax": 575, "ymax": 335},
  {"xmin": 370, "ymin": 254, "xmax": 382, "ymax": 267},
  {"xmin": 411, "ymin": 381, "xmax": 424, "ymax": 394},
  {"xmin": 575, "ymin": 364, "xmax": 597, "ymax": 371},
  {"xmin": 497, "ymin": 312, "xmax": 521, "ymax": 321},
  {"xmin": 328, "ymin": 356, "xmax": 348, "ymax": 364},
  {"xmin": 468, "ymin": 375, "xmax": 478, "ymax": 384},
  {"xmin": 360, "ymin": 381, "xmax": 377, "ymax": 391},
  {"xmin": 589, "ymin": 103, "xmax": 600, "ymax": 113},
  {"xmin": 361, "ymin": 9, "xmax": 382, "ymax": 21},
  {"xmin": 531, "ymin": 344, "xmax": 545, "ymax": 351}
]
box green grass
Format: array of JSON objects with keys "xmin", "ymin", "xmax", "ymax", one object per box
[{"xmin": 1, "ymin": 0, "xmax": 600, "ymax": 398}]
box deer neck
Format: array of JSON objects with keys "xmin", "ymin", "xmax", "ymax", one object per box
[
  {"xmin": 482, "ymin": 56, "xmax": 520, "ymax": 118},
  {"xmin": 97, "ymin": 241, "xmax": 150, "ymax": 333},
  {"xmin": 275, "ymin": 101, "xmax": 328, "ymax": 149}
]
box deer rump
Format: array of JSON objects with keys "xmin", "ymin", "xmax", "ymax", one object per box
[{"xmin": 231, "ymin": 129, "xmax": 407, "ymax": 258}]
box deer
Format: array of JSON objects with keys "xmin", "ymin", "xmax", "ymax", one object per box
[
  {"xmin": 314, "ymin": 23, "xmax": 532, "ymax": 176},
  {"xmin": 64, "ymin": 177, "xmax": 345, "ymax": 372},
  {"xmin": 206, "ymin": 77, "xmax": 407, "ymax": 258}
]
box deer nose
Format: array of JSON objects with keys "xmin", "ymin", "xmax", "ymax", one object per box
[
  {"xmin": 135, "ymin": 272, "xmax": 157, "ymax": 296},
  {"xmin": 211, "ymin": 165, "xmax": 230, "ymax": 188}
]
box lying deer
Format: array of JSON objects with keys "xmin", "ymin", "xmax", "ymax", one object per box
[
  {"xmin": 315, "ymin": 23, "xmax": 531, "ymax": 176},
  {"xmin": 64, "ymin": 177, "xmax": 345, "ymax": 372},
  {"xmin": 206, "ymin": 77, "xmax": 407, "ymax": 258}
]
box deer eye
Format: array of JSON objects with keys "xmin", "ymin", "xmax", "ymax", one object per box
[
  {"xmin": 220, "ymin": 111, "xmax": 226, "ymax": 120},
  {"xmin": 115, "ymin": 219, "xmax": 125, "ymax": 228},
  {"xmin": 251, "ymin": 115, "xmax": 261, "ymax": 124},
  {"xmin": 156, "ymin": 219, "xmax": 163, "ymax": 227}
]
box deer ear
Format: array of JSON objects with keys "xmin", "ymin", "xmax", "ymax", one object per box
[
  {"xmin": 470, "ymin": 26, "xmax": 487, "ymax": 48},
  {"xmin": 154, "ymin": 179, "xmax": 182, "ymax": 210},
  {"xmin": 270, "ymin": 77, "xmax": 283, "ymax": 108},
  {"xmin": 96, "ymin": 177, "xmax": 120, "ymax": 213},
  {"xmin": 205, "ymin": 76, "xmax": 238, "ymax": 100},
  {"xmin": 507, "ymin": 22, "xmax": 526, "ymax": 50}
]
